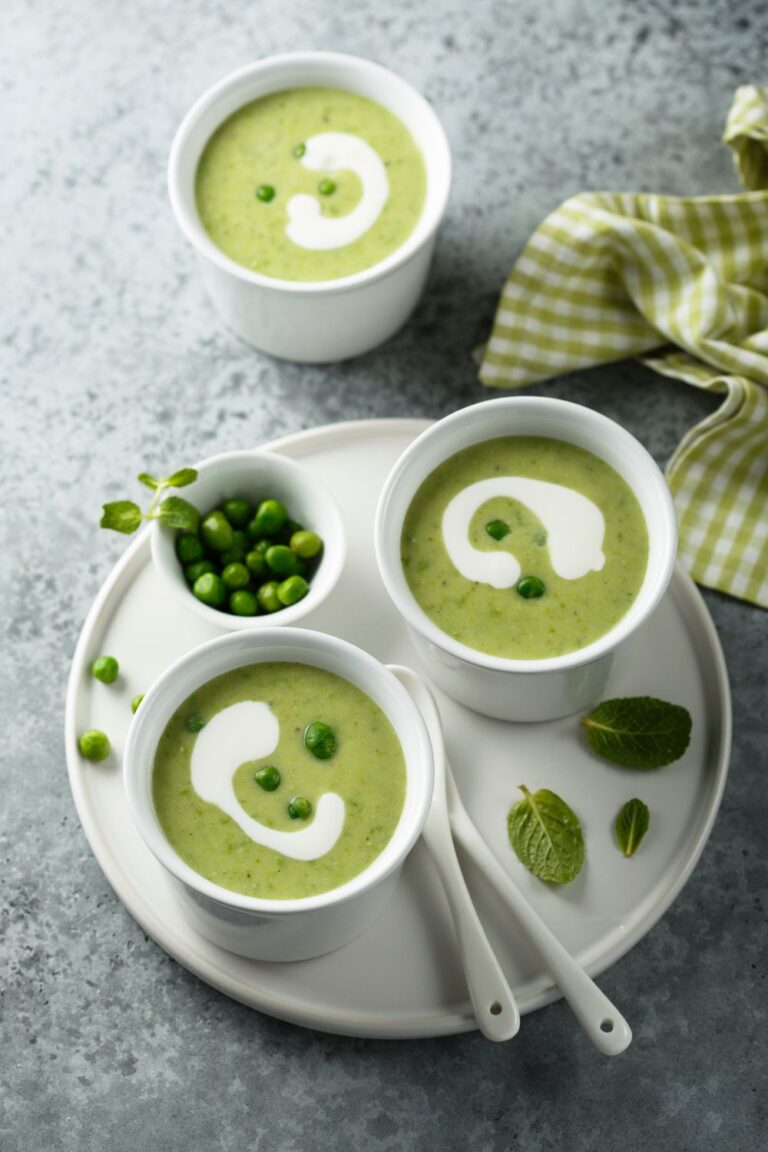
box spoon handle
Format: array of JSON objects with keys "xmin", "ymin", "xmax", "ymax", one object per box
[
  {"xmin": 387, "ymin": 664, "xmax": 520, "ymax": 1043},
  {"xmin": 448, "ymin": 787, "xmax": 632, "ymax": 1056},
  {"xmin": 421, "ymin": 819, "xmax": 521, "ymax": 1042}
]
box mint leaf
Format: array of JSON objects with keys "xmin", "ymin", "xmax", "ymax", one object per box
[
  {"xmin": 162, "ymin": 468, "xmax": 198, "ymax": 489},
  {"xmin": 137, "ymin": 473, "xmax": 161, "ymax": 490},
  {"xmin": 615, "ymin": 798, "xmax": 650, "ymax": 857},
  {"xmin": 100, "ymin": 464, "xmax": 200, "ymax": 535},
  {"xmin": 507, "ymin": 786, "xmax": 584, "ymax": 884},
  {"xmin": 100, "ymin": 501, "xmax": 142, "ymax": 534},
  {"xmin": 581, "ymin": 696, "xmax": 692, "ymax": 769},
  {"xmin": 155, "ymin": 496, "xmax": 200, "ymax": 533}
]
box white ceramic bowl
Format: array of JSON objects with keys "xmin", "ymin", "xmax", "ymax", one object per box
[
  {"xmin": 375, "ymin": 397, "xmax": 678, "ymax": 722},
  {"xmin": 124, "ymin": 628, "xmax": 434, "ymax": 961},
  {"xmin": 168, "ymin": 51, "xmax": 452, "ymax": 362},
  {"xmin": 150, "ymin": 448, "xmax": 345, "ymax": 630}
]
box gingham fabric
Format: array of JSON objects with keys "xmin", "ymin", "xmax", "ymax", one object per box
[{"xmin": 479, "ymin": 86, "xmax": 768, "ymax": 608}]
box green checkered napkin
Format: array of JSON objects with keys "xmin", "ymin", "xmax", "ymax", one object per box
[{"xmin": 479, "ymin": 85, "xmax": 768, "ymax": 608}]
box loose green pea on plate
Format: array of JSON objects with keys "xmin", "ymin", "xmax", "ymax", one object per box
[{"xmin": 91, "ymin": 655, "xmax": 119, "ymax": 684}]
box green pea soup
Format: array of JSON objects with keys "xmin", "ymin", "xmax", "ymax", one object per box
[
  {"xmin": 401, "ymin": 437, "xmax": 649, "ymax": 660},
  {"xmin": 195, "ymin": 87, "xmax": 427, "ymax": 281},
  {"xmin": 152, "ymin": 662, "xmax": 407, "ymax": 900}
]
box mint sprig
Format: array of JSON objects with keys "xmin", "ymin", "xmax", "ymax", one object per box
[
  {"xmin": 614, "ymin": 799, "xmax": 650, "ymax": 858},
  {"xmin": 507, "ymin": 785, "xmax": 585, "ymax": 885},
  {"xmin": 100, "ymin": 468, "xmax": 199, "ymax": 535},
  {"xmin": 581, "ymin": 696, "xmax": 692, "ymax": 769}
]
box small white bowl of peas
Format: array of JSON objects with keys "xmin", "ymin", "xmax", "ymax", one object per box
[{"xmin": 150, "ymin": 449, "xmax": 346, "ymax": 630}]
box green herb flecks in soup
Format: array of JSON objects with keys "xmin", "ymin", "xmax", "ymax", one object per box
[
  {"xmin": 195, "ymin": 87, "xmax": 427, "ymax": 281},
  {"xmin": 152, "ymin": 663, "xmax": 406, "ymax": 899},
  {"xmin": 401, "ymin": 437, "xmax": 649, "ymax": 660}
]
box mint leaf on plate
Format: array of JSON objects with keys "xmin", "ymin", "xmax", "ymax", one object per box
[
  {"xmin": 615, "ymin": 798, "xmax": 650, "ymax": 857},
  {"xmin": 581, "ymin": 697, "xmax": 692, "ymax": 769},
  {"xmin": 507, "ymin": 785, "xmax": 585, "ymax": 884}
]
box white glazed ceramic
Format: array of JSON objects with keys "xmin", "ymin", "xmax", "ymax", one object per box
[
  {"xmin": 168, "ymin": 52, "xmax": 452, "ymax": 362},
  {"xmin": 123, "ymin": 627, "xmax": 434, "ymax": 961},
  {"xmin": 150, "ymin": 448, "xmax": 345, "ymax": 631},
  {"xmin": 375, "ymin": 398, "xmax": 678, "ymax": 721},
  {"xmin": 66, "ymin": 421, "xmax": 730, "ymax": 1037},
  {"xmin": 389, "ymin": 664, "xmax": 521, "ymax": 1043},
  {"xmin": 444, "ymin": 744, "xmax": 633, "ymax": 1054}
]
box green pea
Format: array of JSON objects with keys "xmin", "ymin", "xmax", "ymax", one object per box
[
  {"xmin": 292, "ymin": 143, "xmax": 306, "ymax": 158},
  {"xmin": 254, "ymin": 764, "xmax": 281, "ymax": 791},
  {"xmin": 193, "ymin": 571, "xmax": 227, "ymax": 607},
  {"xmin": 222, "ymin": 562, "xmax": 250, "ymax": 590},
  {"xmin": 290, "ymin": 529, "xmax": 323, "ymax": 559},
  {"xmin": 91, "ymin": 655, "xmax": 119, "ymax": 684},
  {"xmin": 256, "ymin": 581, "xmax": 282, "ymax": 613},
  {"xmin": 304, "ymin": 721, "xmax": 336, "ymax": 760},
  {"xmin": 254, "ymin": 537, "xmax": 273, "ymax": 555},
  {"xmin": 223, "ymin": 500, "xmax": 253, "ymax": 529},
  {"xmin": 252, "ymin": 499, "xmax": 288, "ymax": 537},
  {"xmin": 185, "ymin": 713, "xmax": 206, "ymax": 733},
  {"xmin": 266, "ymin": 544, "xmax": 299, "ymax": 576},
  {"xmin": 229, "ymin": 589, "xmax": 259, "ymax": 616},
  {"xmin": 485, "ymin": 519, "xmax": 510, "ymax": 541},
  {"xmin": 288, "ymin": 795, "xmax": 312, "ymax": 820},
  {"xmin": 256, "ymin": 184, "xmax": 275, "ymax": 202},
  {"xmin": 78, "ymin": 729, "xmax": 111, "ymax": 761},
  {"xmin": 245, "ymin": 549, "xmax": 267, "ymax": 578},
  {"xmin": 219, "ymin": 546, "xmax": 245, "ymax": 566},
  {"xmin": 184, "ymin": 559, "xmax": 216, "ymax": 584},
  {"xmin": 131, "ymin": 694, "xmax": 144, "ymax": 714},
  {"xmin": 516, "ymin": 575, "xmax": 546, "ymax": 599},
  {"xmin": 318, "ymin": 179, "xmax": 336, "ymax": 196},
  {"xmin": 176, "ymin": 532, "xmax": 204, "ymax": 564},
  {"xmin": 201, "ymin": 510, "xmax": 234, "ymax": 553},
  {"xmin": 232, "ymin": 529, "xmax": 249, "ymax": 552},
  {"xmin": 278, "ymin": 575, "xmax": 309, "ymax": 606}
]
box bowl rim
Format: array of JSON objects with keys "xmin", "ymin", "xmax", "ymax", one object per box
[
  {"xmin": 374, "ymin": 396, "xmax": 678, "ymax": 675},
  {"xmin": 167, "ymin": 50, "xmax": 452, "ymax": 296},
  {"xmin": 149, "ymin": 446, "xmax": 346, "ymax": 630},
  {"xmin": 123, "ymin": 628, "xmax": 435, "ymax": 914}
]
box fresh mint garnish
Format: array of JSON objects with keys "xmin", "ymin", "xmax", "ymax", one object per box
[
  {"xmin": 614, "ymin": 798, "xmax": 650, "ymax": 857},
  {"xmin": 155, "ymin": 496, "xmax": 200, "ymax": 533},
  {"xmin": 100, "ymin": 467, "xmax": 199, "ymax": 536},
  {"xmin": 161, "ymin": 468, "xmax": 197, "ymax": 489},
  {"xmin": 99, "ymin": 500, "xmax": 143, "ymax": 535},
  {"xmin": 581, "ymin": 696, "xmax": 692, "ymax": 769},
  {"xmin": 507, "ymin": 785, "xmax": 585, "ymax": 884}
]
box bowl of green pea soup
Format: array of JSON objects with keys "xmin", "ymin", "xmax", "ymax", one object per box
[
  {"xmin": 150, "ymin": 448, "xmax": 345, "ymax": 630},
  {"xmin": 124, "ymin": 628, "xmax": 434, "ymax": 960},
  {"xmin": 168, "ymin": 52, "xmax": 451, "ymax": 361},
  {"xmin": 375, "ymin": 397, "xmax": 678, "ymax": 721}
]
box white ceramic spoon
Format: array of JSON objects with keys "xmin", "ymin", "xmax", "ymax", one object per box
[
  {"xmin": 447, "ymin": 773, "xmax": 633, "ymax": 1055},
  {"xmin": 388, "ymin": 665, "xmax": 521, "ymax": 1042},
  {"xmin": 392, "ymin": 665, "xmax": 632, "ymax": 1056}
]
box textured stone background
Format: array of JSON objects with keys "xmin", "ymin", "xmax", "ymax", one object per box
[{"xmin": 2, "ymin": 1, "xmax": 766, "ymax": 1149}]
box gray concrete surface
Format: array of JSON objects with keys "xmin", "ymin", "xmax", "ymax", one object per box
[{"xmin": 1, "ymin": 1, "xmax": 766, "ymax": 1149}]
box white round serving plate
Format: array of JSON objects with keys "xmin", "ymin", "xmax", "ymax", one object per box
[{"xmin": 65, "ymin": 420, "xmax": 731, "ymax": 1039}]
